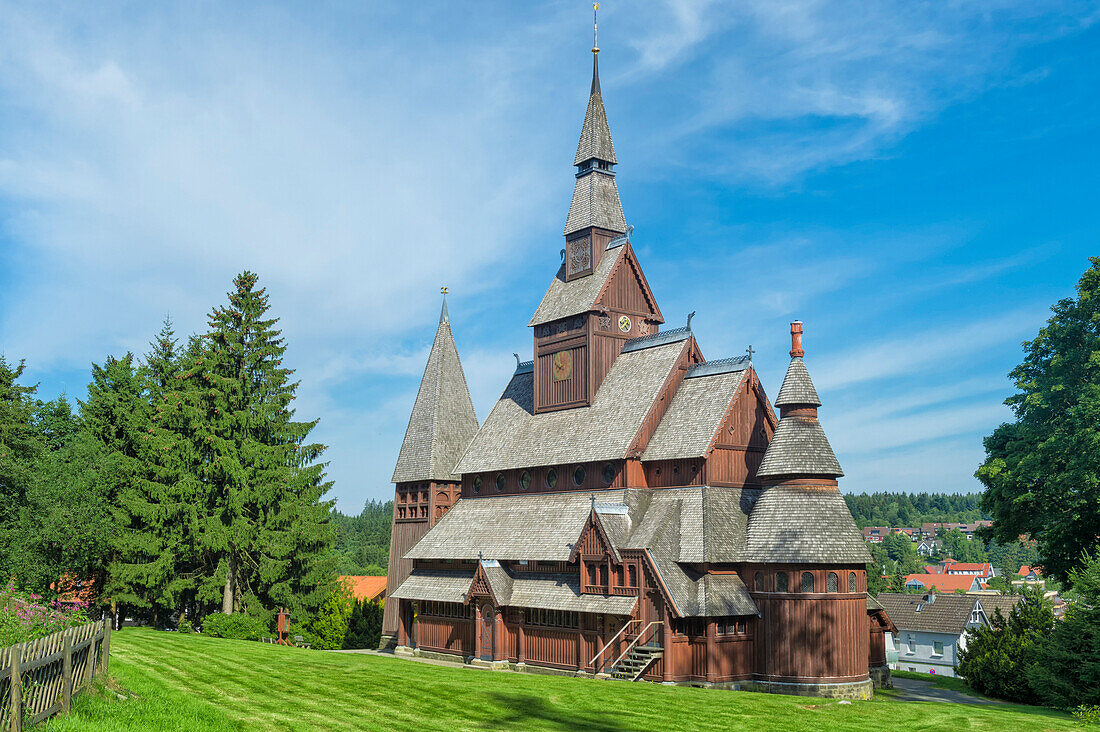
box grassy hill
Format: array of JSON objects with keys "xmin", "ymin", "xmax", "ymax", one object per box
[{"xmin": 44, "ymin": 629, "xmax": 1076, "ymax": 731}]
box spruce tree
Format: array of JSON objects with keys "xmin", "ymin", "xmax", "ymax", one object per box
[{"xmin": 184, "ymin": 271, "xmax": 335, "ymax": 615}]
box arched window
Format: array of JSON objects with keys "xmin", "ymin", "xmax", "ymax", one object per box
[
  {"xmin": 801, "ymin": 572, "xmax": 815, "ymax": 593},
  {"xmin": 849, "ymin": 572, "xmax": 858, "ymax": 592},
  {"xmin": 827, "ymin": 572, "xmax": 839, "ymax": 593},
  {"xmin": 495, "ymin": 473, "xmax": 506, "ymax": 492},
  {"xmin": 755, "ymin": 572, "xmax": 765, "ymax": 592},
  {"xmin": 546, "ymin": 468, "xmax": 557, "ymax": 490},
  {"xmin": 776, "ymin": 572, "xmax": 789, "ymax": 592},
  {"xmin": 519, "ymin": 471, "xmax": 531, "ymax": 491},
  {"xmin": 573, "ymin": 465, "xmax": 587, "ymax": 486}
]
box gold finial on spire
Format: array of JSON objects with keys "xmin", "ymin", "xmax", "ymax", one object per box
[
  {"xmin": 440, "ymin": 286, "xmax": 449, "ymax": 295},
  {"xmin": 592, "ymin": 2, "xmax": 600, "ymax": 54}
]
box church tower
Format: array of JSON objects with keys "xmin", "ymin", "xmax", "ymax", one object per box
[
  {"xmin": 381, "ymin": 294, "xmax": 479, "ymax": 643},
  {"xmin": 528, "ymin": 35, "xmax": 664, "ymax": 413}
]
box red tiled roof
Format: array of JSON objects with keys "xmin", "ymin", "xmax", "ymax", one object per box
[
  {"xmin": 1017, "ymin": 566, "xmax": 1042, "ymax": 577},
  {"xmin": 904, "ymin": 573, "xmax": 980, "ymax": 592},
  {"xmin": 339, "ymin": 576, "xmax": 388, "ymax": 601}
]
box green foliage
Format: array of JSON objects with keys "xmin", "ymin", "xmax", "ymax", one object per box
[
  {"xmin": 0, "ymin": 582, "xmax": 91, "ymax": 646},
  {"xmin": 1025, "ymin": 553, "xmax": 1100, "ymax": 710},
  {"xmin": 180, "ymin": 272, "xmax": 336, "ymax": 615},
  {"xmin": 0, "ymin": 357, "xmax": 43, "ymax": 575},
  {"xmin": 956, "ymin": 587, "xmax": 1054, "ymax": 704},
  {"xmin": 977, "ymin": 258, "xmax": 1100, "ymax": 585},
  {"xmin": 300, "ymin": 585, "xmax": 353, "ymax": 650},
  {"xmin": 844, "ymin": 492, "xmax": 986, "ymax": 528},
  {"xmin": 177, "ymin": 618, "xmax": 195, "ymax": 634},
  {"xmin": 332, "ymin": 499, "xmax": 393, "ymax": 575},
  {"xmin": 343, "ymin": 598, "xmax": 384, "ymax": 650},
  {"xmin": 1073, "ymin": 706, "xmax": 1100, "ymax": 726},
  {"xmin": 199, "ymin": 612, "xmax": 270, "ymax": 641}
]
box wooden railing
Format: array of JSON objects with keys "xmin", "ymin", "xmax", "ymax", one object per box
[
  {"xmin": 589, "ymin": 620, "xmax": 640, "ymax": 674},
  {"xmin": 0, "ymin": 618, "xmax": 111, "ymax": 731}
]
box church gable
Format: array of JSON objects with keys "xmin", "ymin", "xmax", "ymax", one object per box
[
  {"xmin": 595, "ymin": 243, "xmax": 663, "ymax": 323},
  {"xmin": 465, "ymin": 562, "xmax": 498, "ymax": 604},
  {"xmin": 569, "ymin": 508, "xmax": 620, "ymax": 563}
]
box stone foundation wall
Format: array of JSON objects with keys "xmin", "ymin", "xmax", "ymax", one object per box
[
  {"xmin": 869, "ymin": 665, "xmax": 892, "ymax": 689},
  {"xmin": 739, "ymin": 678, "xmax": 874, "ymax": 700}
]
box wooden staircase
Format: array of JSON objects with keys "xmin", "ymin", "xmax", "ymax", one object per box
[{"xmin": 609, "ymin": 644, "xmax": 663, "ymax": 681}]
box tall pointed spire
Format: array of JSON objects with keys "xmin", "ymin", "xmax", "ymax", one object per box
[
  {"xmin": 392, "ymin": 294, "xmax": 479, "ymax": 483},
  {"xmin": 565, "ymin": 3, "xmax": 625, "ymax": 237}
]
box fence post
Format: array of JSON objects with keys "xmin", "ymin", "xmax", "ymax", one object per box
[
  {"xmin": 99, "ymin": 615, "xmax": 112, "ymax": 677},
  {"xmin": 9, "ymin": 643, "xmax": 22, "ymax": 732},
  {"xmin": 62, "ymin": 630, "xmax": 73, "ymax": 714}
]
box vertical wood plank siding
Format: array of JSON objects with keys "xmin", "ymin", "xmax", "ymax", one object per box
[{"xmin": 383, "ymin": 519, "xmax": 432, "ymax": 635}]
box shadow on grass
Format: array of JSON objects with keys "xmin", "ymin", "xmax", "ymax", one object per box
[{"xmin": 479, "ymin": 692, "xmax": 629, "ymax": 731}]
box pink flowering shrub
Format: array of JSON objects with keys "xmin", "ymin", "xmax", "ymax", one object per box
[{"xmin": 0, "ymin": 582, "xmax": 91, "ymax": 647}]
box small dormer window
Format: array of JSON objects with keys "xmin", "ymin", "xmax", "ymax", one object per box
[{"xmin": 916, "ymin": 604, "xmax": 923, "ymax": 612}]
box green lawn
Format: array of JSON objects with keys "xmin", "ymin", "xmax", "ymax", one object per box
[
  {"xmin": 890, "ymin": 669, "xmax": 984, "ymax": 696},
  {"xmin": 41, "ymin": 629, "xmax": 1077, "ymax": 731}
]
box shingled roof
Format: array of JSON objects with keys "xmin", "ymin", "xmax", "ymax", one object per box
[
  {"xmin": 529, "ymin": 242, "xmax": 622, "ymax": 326},
  {"xmin": 877, "ymin": 593, "xmax": 981, "ymax": 635},
  {"xmin": 757, "ymin": 353, "xmax": 842, "ymax": 480},
  {"xmin": 454, "ymin": 336, "xmax": 688, "ymax": 474},
  {"xmin": 403, "ymin": 487, "xmax": 762, "ymax": 618},
  {"xmin": 642, "ymin": 361, "xmax": 750, "ymax": 462},
  {"xmin": 742, "ymin": 485, "xmax": 871, "ymax": 564},
  {"xmin": 574, "ymin": 55, "xmax": 617, "ymax": 165},
  {"xmin": 774, "ymin": 357, "xmax": 821, "ymax": 407},
  {"xmin": 756, "ymin": 416, "xmax": 843, "ymax": 479},
  {"xmin": 564, "ymin": 171, "xmax": 626, "ymax": 236},
  {"xmin": 391, "ymin": 302, "xmax": 480, "ymax": 483}
]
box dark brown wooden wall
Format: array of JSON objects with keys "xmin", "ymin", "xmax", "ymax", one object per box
[
  {"xmin": 461, "ymin": 459, "xmax": 626, "ymax": 498},
  {"xmin": 383, "ymin": 517, "xmax": 430, "ymax": 635},
  {"xmin": 747, "ymin": 565, "xmax": 870, "ymax": 683}
]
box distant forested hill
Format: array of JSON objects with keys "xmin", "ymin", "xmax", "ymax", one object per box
[
  {"xmin": 844, "ymin": 492, "xmax": 987, "ymax": 528},
  {"xmin": 332, "ymin": 500, "xmax": 393, "ymax": 575}
]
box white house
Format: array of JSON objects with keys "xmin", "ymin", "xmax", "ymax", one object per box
[{"xmin": 877, "ymin": 593, "xmax": 1021, "ymax": 677}]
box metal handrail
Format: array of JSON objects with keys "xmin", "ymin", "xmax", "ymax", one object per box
[
  {"xmin": 589, "ymin": 620, "xmax": 640, "ymax": 672},
  {"xmin": 608, "ymin": 621, "xmax": 663, "ymax": 672}
]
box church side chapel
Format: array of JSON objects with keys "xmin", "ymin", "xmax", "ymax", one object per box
[{"xmin": 382, "ymin": 19, "xmax": 894, "ymax": 699}]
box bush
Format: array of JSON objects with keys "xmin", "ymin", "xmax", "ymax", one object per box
[
  {"xmin": 0, "ymin": 581, "xmax": 91, "ymax": 646},
  {"xmin": 300, "ymin": 586, "xmax": 353, "ymax": 650},
  {"xmin": 343, "ymin": 599, "xmax": 384, "ymax": 650},
  {"xmin": 1026, "ymin": 553, "xmax": 1100, "ymax": 709},
  {"xmin": 956, "ymin": 587, "xmax": 1053, "ymax": 704},
  {"xmin": 200, "ymin": 612, "xmax": 270, "ymax": 641},
  {"xmin": 1074, "ymin": 705, "xmax": 1100, "ymax": 726},
  {"xmin": 177, "ymin": 618, "xmax": 195, "ymax": 634}
]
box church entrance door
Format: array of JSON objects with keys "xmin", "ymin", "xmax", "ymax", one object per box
[{"xmin": 480, "ymin": 604, "xmax": 495, "ymax": 661}]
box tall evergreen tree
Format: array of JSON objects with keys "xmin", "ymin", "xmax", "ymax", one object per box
[
  {"xmin": 183, "ymin": 272, "xmax": 335, "ymax": 615},
  {"xmin": 977, "ymin": 258, "xmax": 1100, "ymax": 584}
]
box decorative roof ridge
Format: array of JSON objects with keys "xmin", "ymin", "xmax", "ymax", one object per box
[
  {"xmin": 685, "ymin": 355, "xmax": 751, "ymax": 379},
  {"xmin": 621, "ymin": 326, "xmax": 690, "ymax": 353}
]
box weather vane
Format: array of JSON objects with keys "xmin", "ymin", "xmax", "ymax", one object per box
[
  {"xmin": 440, "ymin": 286, "xmax": 449, "ymax": 295},
  {"xmin": 592, "ymin": 3, "xmax": 600, "ymax": 54}
]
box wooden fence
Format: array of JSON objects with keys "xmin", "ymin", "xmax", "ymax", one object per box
[{"xmin": 0, "ymin": 619, "xmax": 111, "ymax": 731}]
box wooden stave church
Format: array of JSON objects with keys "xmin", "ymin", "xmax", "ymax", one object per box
[{"xmin": 381, "ymin": 47, "xmax": 895, "ymax": 697}]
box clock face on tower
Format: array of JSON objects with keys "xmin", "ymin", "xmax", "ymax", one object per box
[{"xmin": 552, "ymin": 350, "xmax": 573, "ymax": 381}]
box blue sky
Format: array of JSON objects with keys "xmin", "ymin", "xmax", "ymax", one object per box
[{"xmin": 1, "ymin": 1, "xmax": 1098, "ymax": 512}]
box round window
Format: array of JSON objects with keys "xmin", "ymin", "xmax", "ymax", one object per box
[
  {"xmin": 495, "ymin": 473, "xmax": 506, "ymax": 492},
  {"xmin": 601, "ymin": 462, "xmax": 617, "ymax": 485},
  {"xmin": 473, "ymin": 476, "xmax": 482, "ymax": 494},
  {"xmin": 520, "ymin": 471, "xmax": 531, "ymax": 491},
  {"xmin": 573, "ymin": 465, "xmax": 586, "ymax": 486},
  {"xmin": 546, "ymin": 468, "xmax": 558, "ymax": 489}
]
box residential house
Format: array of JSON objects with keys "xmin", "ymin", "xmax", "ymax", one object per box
[
  {"xmin": 340, "ymin": 576, "xmax": 388, "ymax": 604},
  {"xmin": 878, "ymin": 593, "xmax": 1022, "ymax": 677},
  {"xmin": 915, "ymin": 540, "xmax": 942, "ymax": 557},
  {"xmin": 943, "ymin": 562, "xmax": 996, "ymax": 581},
  {"xmin": 903, "ymin": 573, "xmax": 982, "ymax": 593}
]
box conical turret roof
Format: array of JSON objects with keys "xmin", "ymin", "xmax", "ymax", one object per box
[
  {"xmin": 774, "ymin": 357, "xmax": 821, "ymax": 407},
  {"xmin": 392, "ymin": 300, "xmax": 479, "ymax": 483}
]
